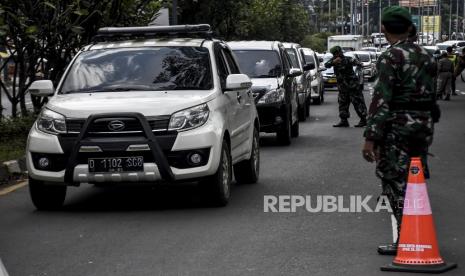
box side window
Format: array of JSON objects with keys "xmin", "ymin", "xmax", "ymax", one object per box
[
  {"xmin": 280, "ymin": 48, "xmax": 289, "ymax": 71},
  {"xmin": 282, "ymin": 50, "xmax": 293, "ymax": 72},
  {"xmin": 214, "ymin": 44, "xmax": 229, "ymax": 89},
  {"xmin": 222, "ymin": 48, "xmax": 240, "ymax": 74},
  {"xmin": 314, "ymin": 53, "xmax": 320, "ymax": 67}
]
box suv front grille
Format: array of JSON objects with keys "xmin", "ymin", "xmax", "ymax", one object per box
[{"xmin": 66, "ymin": 115, "xmax": 171, "ymax": 134}]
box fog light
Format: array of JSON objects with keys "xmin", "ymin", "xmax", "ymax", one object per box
[
  {"xmin": 189, "ymin": 153, "xmax": 202, "ymax": 165},
  {"xmin": 38, "ymin": 157, "xmax": 50, "ymax": 168}
]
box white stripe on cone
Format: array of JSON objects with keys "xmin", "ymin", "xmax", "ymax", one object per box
[{"xmin": 0, "ymin": 258, "xmax": 9, "ymax": 276}]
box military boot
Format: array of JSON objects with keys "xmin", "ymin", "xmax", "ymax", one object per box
[
  {"xmin": 354, "ymin": 118, "xmax": 367, "ymax": 127},
  {"xmin": 333, "ymin": 119, "xmax": 349, "ymax": 127}
]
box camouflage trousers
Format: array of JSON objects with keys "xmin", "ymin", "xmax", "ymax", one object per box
[
  {"xmin": 437, "ymin": 72, "xmax": 452, "ymax": 99},
  {"xmin": 337, "ymin": 82, "xmax": 367, "ymax": 119},
  {"xmin": 376, "ymin": 131, "xmax": 431, "ymax": 237}
]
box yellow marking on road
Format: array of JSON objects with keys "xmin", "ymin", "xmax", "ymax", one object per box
[{"xmin": 0, "ymin": 181, "xmax": 27, "ymax": 196}]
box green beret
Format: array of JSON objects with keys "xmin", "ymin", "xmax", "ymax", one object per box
[
  {"xmin": 330, "ymin": 46, "xmax": 342, "ymax": 55},
  {"xmin": 381, "ymin": 6, "xmax": 412, "ymax": 24}
]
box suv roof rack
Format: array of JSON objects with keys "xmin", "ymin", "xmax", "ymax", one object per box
[{"xmin": 93, "ymin": 24, "xmax": 213, "ymax": 42}]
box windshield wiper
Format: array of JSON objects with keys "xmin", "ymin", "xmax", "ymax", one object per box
[
  {"xmin": 61, "ymin": 86, "xmax": 156, "ymax": 94},
  {"xmin": 253, "ymin": 75, "xmax": 276, "ymax": 78}
]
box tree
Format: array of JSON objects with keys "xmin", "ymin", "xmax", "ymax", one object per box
[{"xmin": 0, "ymin": 0, "xmax": 163, "ymax": 117}]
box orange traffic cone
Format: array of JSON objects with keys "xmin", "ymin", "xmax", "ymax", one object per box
[{"xmin": 381, "ymin": 157, "xmax": 457, "ymax": 273}]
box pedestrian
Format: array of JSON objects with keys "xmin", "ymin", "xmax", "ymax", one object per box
[
  {"xmin": 437, "ymin": 52, "xmax": 454, "ymax": 100},
  {"xmin": 454, "ymin": 47, "xmax": 465, "ymax": 79},
  {"xmin": 362, "ymin": 6, "xmax": 440, "ymax": 255},
  {"xmin": 446, "ymin": 46, "xmax": 458, "ymax": 95},
  {"xmin": 324, "ymin": 46, "xmax": 368, "ymax": 127}
]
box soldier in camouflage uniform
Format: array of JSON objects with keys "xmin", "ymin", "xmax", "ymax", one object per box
[
  {"xmin": 362, "ymin": 6, "xmax": 439, "ymax": 255},
  {"xmin": 325, "ymin": 46, "xmax": 368, "ymax": 127}
]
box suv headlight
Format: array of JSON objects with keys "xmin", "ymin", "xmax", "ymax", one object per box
[
  {"xmin": 168, "ymin": 103, "xmax": 209, "ymax": 131},
  {"xmin": 257, "ymin": 89, "xmax": 284, "ymax": 104},
  {"xmin": 36, "ymin": 109, "xmax": 67, "ymax": 135}
]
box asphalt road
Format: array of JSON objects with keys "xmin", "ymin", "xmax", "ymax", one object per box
[{"xmin": 0, "ymin": 82, "xmax": 464, "ymax": 276}]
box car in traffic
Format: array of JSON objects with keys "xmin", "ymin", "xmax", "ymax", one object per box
[
  {"xmin": 229, "ymin": 40, "xmax": 303, "ymax": 145},
  {"xmin": 371, "ymin": 33, "xmax": 388, "ymax": 47},
  {"xmin": 360, "ymin": 47, "xmax": 382, "ymax": 60},
  {"xmin": 26, "ymin": 25, "xmax": 260, "ymax": 209},
  {"xmin": 440, "ymin": 40, "xmax": 465, "ymax": 48},
  {"xmin": 301, "ymin": 47, "xmax": 325, "ymax": 104},
  {"xmin": 322, "ymin": 53, "xmax": 364, "ymax": 90},
  {"xmin": 283, "ymin": 42, "xmax": 313, "ymax": 121},
  {"xmin": 349, "ymin": 51, "xmax": 376, "ymax": 81}
]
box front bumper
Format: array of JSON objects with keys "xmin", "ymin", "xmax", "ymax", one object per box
[
  {"xmin": 27, "ymin": 113, "xmax": 223, "ymax": 184},
  {"xmin": 256, "ymin": 102, "xmax": 288, "ymax": 133},
  {"xmin": 323, "ymin": 77, "xmax": 337, "ymax": 87}
]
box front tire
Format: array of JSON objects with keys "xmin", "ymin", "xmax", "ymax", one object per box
[
  {"xmin": 298, "ymin": 98, "xmax": 306, "ymax": 122},
  {"xmin": 305, "ymin": 97, "xmax": 310, "ymax": 117},
  {"xmin": 276, "ymin": 108, "xmax": 291, "ymax": 146},
  {"xmin": 234, "ymin": 127, "xmax": 259, "ymax": 184},
  {"xmin": 291, "ymin": 117, "xmax": 299, "ymax": 138},
  {"xmin": 29, "ymin": 177, "xmax": 66, "ymax": 210},
  {"xmin": 203, "ymin": 140, "xmax": 232, "ymax": 206}
]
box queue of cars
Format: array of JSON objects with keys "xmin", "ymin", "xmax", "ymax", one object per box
[
  {"xmin": 25, "ymin": 24, "xmax": 388, "ymax": 210},
  {"xmin": 25, "ymin": 25, "xmax": 332, "ymax": 210}
]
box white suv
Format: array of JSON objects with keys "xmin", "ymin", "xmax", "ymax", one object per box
[{"xmin": 26, "ymin": 25, "xmax": 260, "ymax": 209}]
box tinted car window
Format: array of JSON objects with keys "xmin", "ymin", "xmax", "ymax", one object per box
[
  {"xmin": 285, "ymin": 48, "xmax": 300, "ymax": 68},
  {"xmin": 222, "ymin": 48, "xmax": 240, "ymax": 74},
  {"xmin": 60, "ymin": 47, "xmax": 213, "ymax": 94},
  {"xmin": 303, "ymin": 53, "xmax": 316, "ymax": 65},
  {"xmin": 233, "ymin": 50, "xmax": 282, "ymax": 78}
]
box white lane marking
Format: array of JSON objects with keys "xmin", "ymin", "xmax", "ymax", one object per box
[
  {"xmin": 391, "ymin": 214, "xmax": 398, "ymax": 243},
  {"xmin": 0, "ymin": 258, "xmax": 9, "ymax": 276}
]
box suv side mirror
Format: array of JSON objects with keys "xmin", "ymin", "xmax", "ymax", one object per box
[
  {"xmin": 225, "ymin": 74, "xmax": 252, "ymax": 91},
  {"xmin": 28, "ymin": 80, "xmax": 54, "ymax": 97},
  {"xmin": 303, "ymin": 63, "xmax": 315, "ymax": 71},
  {"xmin": 287, "ymin": 68, "xmax": 302, "ymax": 77}
]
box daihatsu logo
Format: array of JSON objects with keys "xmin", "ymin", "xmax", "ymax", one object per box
[{"xmin": 108, "ymin": 120, "xmax": 125, "ymax": 131}]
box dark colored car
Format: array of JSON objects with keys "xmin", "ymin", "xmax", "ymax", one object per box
[
  {"xmin": 229, "ymin": 41, "xmax": 304, "ymax": 145},
  {"xmin": 283, "ymin": 43, "xmax": 314, "ymax": 121}
]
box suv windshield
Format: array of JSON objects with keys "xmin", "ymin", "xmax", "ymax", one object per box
[
  {"xmin": 357, "ymin": 54, "xmax": 370, "ymax": 62},
  {"xmin": 233, "ymin": 50, "xmax": 282, "ymax": 78},
  {"xmin": 60, "ymin": 46, "xmax": 213, "ymax": 94}
]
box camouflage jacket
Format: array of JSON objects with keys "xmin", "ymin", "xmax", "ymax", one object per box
[
  {"xmin": 324, "ymin": 55, "xmax": 361, "ymax": 88},
  {"xmin": 364, "ymin": 40, "xmax": 437, "ymax": 142},
  {"xmin": 437, "ymin": 57, "xmax": 454, "ymax": 73}
]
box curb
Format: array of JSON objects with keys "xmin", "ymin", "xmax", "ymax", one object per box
[{"xmin": 0, "ymin": 156, "xmax": 27, "ymax": 186}]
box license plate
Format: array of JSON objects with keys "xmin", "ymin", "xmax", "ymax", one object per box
[
  {"xmin": 88, "ymin": 156, "xmax": 144, "ymax": 173},
  {"xmin": 328, "ymin": 79, "xmax": 336, "ymax": 83}
]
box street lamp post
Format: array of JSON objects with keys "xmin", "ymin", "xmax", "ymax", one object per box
[
  {"xmin": 362, "ymin": 0, "xmax": 365, "ymax": 37},
  {"xmin": 379, "ymin": 0, "xmax": 382, "ymax": 33},
  {"xmin": 449, "ymin": 0, "xmax": 452, "ymax": 39},
  {"xmin": 172, "ymin": 0, "xmax": 178, "ymax": 25}
]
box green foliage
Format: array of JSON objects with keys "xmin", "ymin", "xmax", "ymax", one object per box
[
  {"xmin": 301, "ymin": 32, "xmax": 333, "ymax": 53},
  {"xmin": 178, "ymin": 0, "xmax": 311, "ymax": 43},
  {"xmin": 0, "ymin": 115, "xmax": 36, "ymax": 162},
  {"xmin": 0, "ymin": 0, "xmax": 164, "ymax": 117},
  {"xmin": 0, "ymin": 114, "xmax": 36, "ymax": 138}
]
